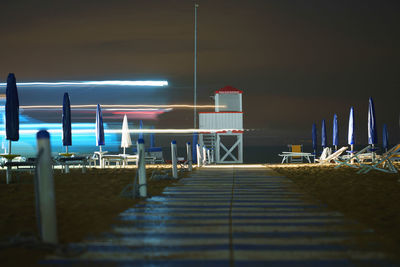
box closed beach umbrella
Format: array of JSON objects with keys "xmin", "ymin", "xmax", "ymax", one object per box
[
  {"xmin": 139, "ymin": 120, "xmax": 144, "ymax": 140},
  {"xmin": 62, "ymin": 92, "xmax": 72, "ymax": 147},
  {"xmin": 332, "ymin": 114, "xmax": 338, "ymax": 150},
  {"xmin": 348, "ymin": 107, "xmax": 355, "ymax": 147},
  {"xmin": 312, "ymin": 123, "xmax": 317, "ymax": 154},
  {"xmin": 368, "ymin": 97, "xmax": 377, "ymax": 145},
  {"xmin": 5, "ymin": 73, "xmax": 19, "ymax": 143},
  {"xmin": 321, "ymin": 119, "xmax": 327, "ymax": 148},
  {"xmin": 382, "ymin": 124, "xmax": 388, "ymax": 152},
  {"xmin": 96, "ymin": 104, "xmax": 105, "ymax": 147},
  {"xmin": 192, "ymin": 133, "xmax": 198, "ymax": 164},
  {"xmin": 121, "ymin": 114, "xmax": 132, "ymax": 154}
]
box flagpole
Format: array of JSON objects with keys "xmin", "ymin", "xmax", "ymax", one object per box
[{"xmin": 194, "ymin": 2, "xmax": 198, "ymax": 129}]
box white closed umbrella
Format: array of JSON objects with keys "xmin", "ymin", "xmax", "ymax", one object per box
[{"xmin": 120, "ymin": 114, "xmax": 132, "ymax": 155}]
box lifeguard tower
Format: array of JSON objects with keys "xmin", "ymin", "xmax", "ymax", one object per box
[{"xmin": 199, "ymin": 85, "xmax": 243, "ymax": 163}]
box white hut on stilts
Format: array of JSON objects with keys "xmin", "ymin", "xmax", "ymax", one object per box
[{"xmin": 198, "ymin": 85, "xmax": 244, "ymax": 163}]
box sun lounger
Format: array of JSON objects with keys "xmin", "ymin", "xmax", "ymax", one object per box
[
  {"xmin": 315, "ymin": 146, "xmax": 348, "ymax": 164},
  {"xmin": 357, "ymin": 144, "xmax": 400, "ymax": 174},
  {"xmin": 314, "ymin": 147, "xmax": 331, "ymax": 163},
  {"xmin": 334, "ymin": 145, "xmax": 371, "ymax": 169},
  {"xmin": 57, "ymin": 156, "xmax": 88, "ymax": 173},
  {"xmin": 279, "ymin": 145, "xmax": 313, "ymax": 163},
  {"xmin": 279, "ymin": 152, "xmax": 313, "ymax": 163}
]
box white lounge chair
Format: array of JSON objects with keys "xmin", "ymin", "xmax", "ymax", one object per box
[
  {"xmin": 316, "ymin": 146, "xmax": 347, "ymax": 164},
  {"xmin": 357, "ymin": 144, "xmax": 400, "ymax": 174}
]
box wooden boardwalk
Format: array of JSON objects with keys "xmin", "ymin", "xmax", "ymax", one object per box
[{"xmin": 43, "ymin": 167, "xmax": 395, "ymax": 266}]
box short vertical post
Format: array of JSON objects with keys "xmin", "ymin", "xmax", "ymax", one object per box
[
  {"xmin": 186, "ymin": 142, "xmax": 192, "ymax": 171},
  {"xmin": 210, "ymin": 148, "xmax": 214, "ymax": 163},
  {"xmin": 36, "ymin": 130, "xmax": 58, "ymax": 244},
  {"xmin": 137, "ymin": 138, "xmax": 147, "ymax": 197},
  {"xmin": 171, "ymin": 140, "xmax": 178, "ymax": 178},
  {"xmin": 207, "ymin": 149, "xmax": 211, "ymax": 164},
  {"xmin": 202, "ymin": 145, "xmax": 207, "ymax": 165},
  {"xmin": 197, "ymin": 144, "xmax": 202, "ymax": 167},
  {"xmin": 6, "ymin": 140, "xmax": 12, "ymax": 184}
]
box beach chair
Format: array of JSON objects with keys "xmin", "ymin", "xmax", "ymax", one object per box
[
  {"xmin": 334, "ymin": 145, "xmax": 371, "ymax": 169},
  {"xmin": 288, "ymin": 145, "xmax": 302, "ymax": 163},
  {"xmin": 357, "ymin": 144, "xmax": 400, "ymax": 174},
  {"xmin": 316, "ymin": 146, "xmax": 348, "ymax": 164},
  {"xmin": 314, "ymin": 147, "xmax": 330, "ymax": 163}
]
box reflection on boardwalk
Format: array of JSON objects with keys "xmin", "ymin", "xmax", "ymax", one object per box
[{"xmin": 44, "ymin": 168, "xmax": 393, "ymax": 266}]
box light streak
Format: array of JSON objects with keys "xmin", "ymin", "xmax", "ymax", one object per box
[
  {"xmin": 20, "ymin": 104, "xmax": 221, "ymax": 109},
  {"xmin": 0, "ymin": 128, "xmax": 244, "ymax": 134},
  {"xmin": 0, "ymin": 80, "xmax": 168, "ymax": 87}
]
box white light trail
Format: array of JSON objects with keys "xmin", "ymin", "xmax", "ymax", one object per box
[
  {"xmin": 20, "ymin": 104, "xmax": 220, "ymax": 109},
  {"xmin": 0, "ymin": 80, "xmax": 168, "ymax": 87},
  {"xmin": 0, "ymin": 129, "xmax": 244, "ymax": 134}
]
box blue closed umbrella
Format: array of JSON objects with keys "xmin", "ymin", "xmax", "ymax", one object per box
[
  {"xmin": 368, "ymin": 97, "xmax": 377, "ymax": 145},
  {"xmin": 96, "ymin": 104, "xmax": 105, "ymax": 146},
  {"xmin": 139, "ymin": 120, "xmax": 144, "ymax": 140},
  {"xmin": 348, "ymin": 106, "xmax": 355, "ymax": 154},
  {"xmin": 382, "ymin": 124, "xmax": 388, "ymax": 152},
  {"xmin": 62, "ymin": 92, "xmax": 72, "ymax": 147},
  {"xmin": 5, "ymin": 73, "xmax": 19, "ymax": 143},
  {"xmin": 348, "ymin": 107, "xmax": 355, "ymax": 146},
  {"xmin": 332, "ymin": 114, "xmax": 338, "ymax": 150},
  {"xmin": 312, "ymin": 123, "xmax": 317, "ymax": 154},
  {"xmin": 321, "ymin": 119, "xmax": 327, "ymax": 148},
  {"xmin": 5, "ymin": 73, "xmax": 19, "ymax": 184},
  {"xmin": 192, "ymin": 133, "xmax": 198, "ymax": 164}
]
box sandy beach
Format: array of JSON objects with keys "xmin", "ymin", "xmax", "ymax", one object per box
[
  {"xmin": 270, "ymin": 163, "xmax": 400, "ymax": 257},
  {"xmin": 0, "ymin": 166, "xmax": 183, "ymax": 266},
  {"xmin": 2, "ymin": 163, "xmax": 400, "ymax": 265}
]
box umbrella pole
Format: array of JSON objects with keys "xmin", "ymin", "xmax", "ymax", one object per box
[
  {"xmin": 64, "ymin": 146, "xmax": 70, "ymax": 173},
  {"xmin": 372, "ymin": 144, "xmax": 375, "ymax": 162},
  {"xmin": 6, "ymin": 140, "xmax": 11, "ymax": 184},
  {"xmin": 99, "ymin": 146, "xmax": 103, "ymax": 168},
  {"xmin": 350, "ymin": 145, "xmax": 354, "ymax": 164}
]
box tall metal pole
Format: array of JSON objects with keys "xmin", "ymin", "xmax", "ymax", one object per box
[{"xmin": 194, "ymin": 3, "xmax": 198, "ymax": 129}]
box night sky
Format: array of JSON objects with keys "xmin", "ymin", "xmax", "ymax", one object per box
[{"xmin": 1, "ymin": 0, "xmax": 399, "ymax": 151}]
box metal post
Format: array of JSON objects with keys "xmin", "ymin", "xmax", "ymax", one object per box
[
  {"xmin": 171, "ymin": 140, "xmax": 178, "ymax": 178},
  {"xmin": 186, "ymin": 142, "xmax": 192, "ymax": 171},
  {"xmin": 207, "ymin": 149, "xmax": 211, "ymax": 164},
  {"xmin": 194, "ymin": 2, "xmax": 198, "ymax": 129},
  {"xmin": 36, "ymin": 130, "xmax": 58, "ymax": 244},
  {"xmin": 137, "ymin": 139, "xmax": 147, "ymax": 197}
]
